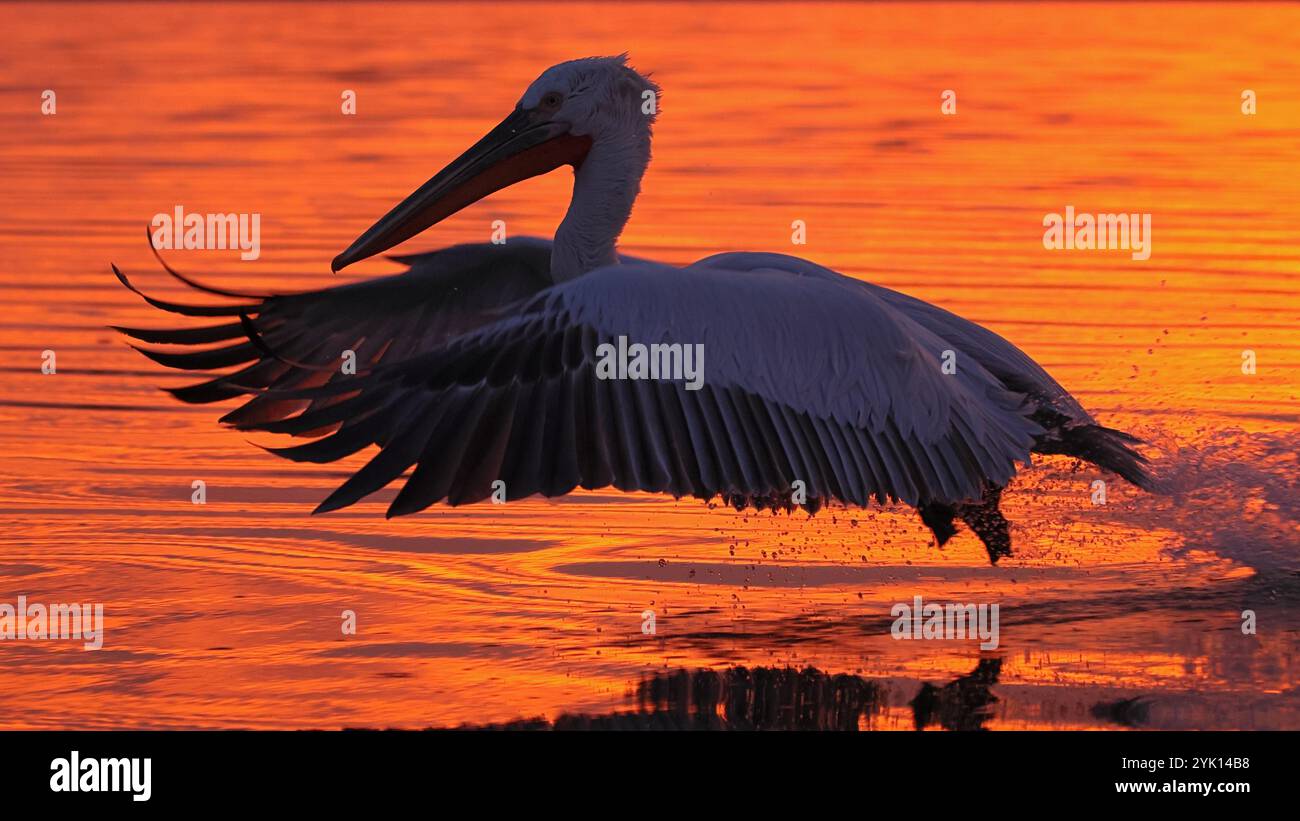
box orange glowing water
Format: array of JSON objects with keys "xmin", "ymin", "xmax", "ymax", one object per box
[{"xmin": 0, "ymin": 2, "xmax": 1296, "ymax": 729}]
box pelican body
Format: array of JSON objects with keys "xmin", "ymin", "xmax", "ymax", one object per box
[{"xmin": 114, "ymin": 55, "xmax": 1152, "ymax": 564}]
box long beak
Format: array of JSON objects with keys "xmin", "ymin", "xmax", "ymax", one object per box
[{"xmin": 332, "ymin": 108, "xmax": 592, "ymax": 272}]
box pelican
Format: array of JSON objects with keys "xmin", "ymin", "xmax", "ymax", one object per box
[{"xmin": 113, "ymin": 55, "xmax": 1153, "ymax": 564}]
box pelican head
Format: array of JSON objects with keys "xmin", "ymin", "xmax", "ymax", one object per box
[{"xmin": 332, "ymin": 55, "xmax": 660, "ymax": 276}]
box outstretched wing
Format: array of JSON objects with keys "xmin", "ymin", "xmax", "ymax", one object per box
[
  {"xmin": 697, "ymin": 251, "xmax": 1093, "ymax": 425},
  {"xmin": 114, "ymin": 239, "xmax": 561, "ymax": 429},
  {"xmin": 230, "ymin": 258, "xmax": 1043, "ymax": 516}
]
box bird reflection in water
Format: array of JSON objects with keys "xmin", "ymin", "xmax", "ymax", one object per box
[
  {"xmin": 909, "ymin": 657, "xmax": 1002, "ymax": 731},
  {"xmin": 462, "ymin": 659, "xmax": 1002, "ymax": 730}
]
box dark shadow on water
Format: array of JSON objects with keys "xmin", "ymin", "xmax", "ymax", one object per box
[
  {"xmin": 910, "ymin": 657, "xmax": 1001, "ymax": 731},
  {"xmin": 1090, "ymin": 696, "xmax": 1152, "ymax": 728},
  {"xmin": 457, "ymin": 660, "xmax": 1001, "ymax": 731}
]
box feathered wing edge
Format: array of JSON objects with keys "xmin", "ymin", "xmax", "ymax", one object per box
[
  {"xmin": 112, "ymin": 253, "xmax": 1157, "ymax": 568},
  {"xmin": 210, "ymin": 286, "xmax": 1039, "ymax": 522},
  {"xmin": 695, "ymin": 251, "xmax": 1158, "ymax": 494},
  {"xmin": 111, "ymin": 253, "xmax": 1042, "ymax": 521}
]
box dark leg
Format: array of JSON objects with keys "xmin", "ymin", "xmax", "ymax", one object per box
[
  {"xmin": 957, "ymin": 484, "xmax": 1011, "ymax": 564},
  {"xmin": 918, "ymin": 501, "xmax": 958, "ymax": 546}
]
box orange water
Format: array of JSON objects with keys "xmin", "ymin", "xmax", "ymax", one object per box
[{"xmin": 0, "ymin": 2, "xmax": 1296, "ymax": 729}]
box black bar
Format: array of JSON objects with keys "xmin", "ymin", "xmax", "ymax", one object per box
[{"xmin": 4, "ymin": 730, "xmax": 1285, "ymax": 808}]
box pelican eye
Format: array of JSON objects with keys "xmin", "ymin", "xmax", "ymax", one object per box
[{"xmin": 540, "ymin": 92, "xmax": 563, "ymax": 109}]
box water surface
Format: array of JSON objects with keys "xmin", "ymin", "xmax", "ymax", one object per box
[{"xmin": 0, "ymin": 2, "xmax": 1297, "ymax": 729}]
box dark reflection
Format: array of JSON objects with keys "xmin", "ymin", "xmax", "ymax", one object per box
[
  {"xmin": 612, "ymin": 666, "xmax": 883, "ymax": 730},
  {"xmin": 1090, "ymin": 696, "xmax": 1152, "ymax": 728},
  {"xmin": 460, "ymin": 660, "xmax": 1007, "ymax": 730},
  {"xmin": 909, "ymin": 657, "xmax": 1002, "ymax": 731}
]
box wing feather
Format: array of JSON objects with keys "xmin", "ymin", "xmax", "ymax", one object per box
[{"xmin": 120, "ymin": 244, "xmax": 1048, "ymax": 515}]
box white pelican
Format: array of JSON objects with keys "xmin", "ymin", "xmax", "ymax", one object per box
[{"xmin": 114, "ymin": 55, "xmax": 1152, "ymax": 564}]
